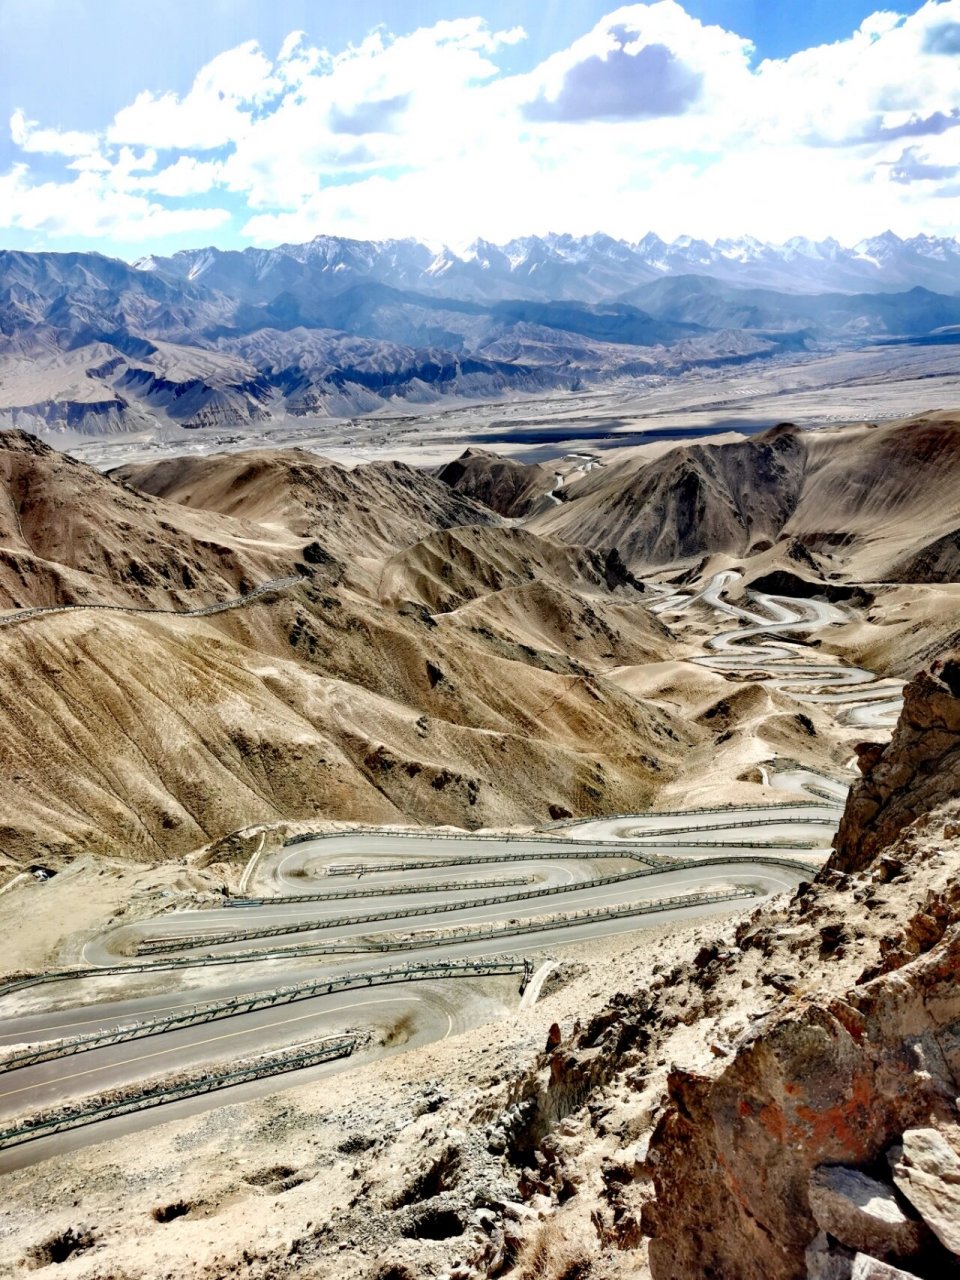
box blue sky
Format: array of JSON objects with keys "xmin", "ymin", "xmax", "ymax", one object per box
[{"xmin": 1, "ymin": 0, "xmax": 957, "ymax": 257}]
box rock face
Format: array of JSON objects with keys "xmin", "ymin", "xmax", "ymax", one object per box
[
  {"xmin": 641, "ymin": 931, "xmax": 960, "ymax": 1280},
  {"xmin": 807, "ymin": 1166, "xmax": 927, "ymax": 1262},
  {"xmin": 635, "ymin": 654, "xmax": 960, "ymax": 1280},
  {"xmin": 829, "ymin": 655, "xmax": 960, "ymax": 874},
  {"xmin": 889, "ymin": 1129, "xmax": 960, "ymax": 1256}
]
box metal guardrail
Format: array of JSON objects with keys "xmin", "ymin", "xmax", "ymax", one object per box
[
  {"xmin": 139, "ymin": 874, "xmax": 650, "ymax": 953},
  {"xmin": 283, "ymin": 829, "xmax": 660, "ymax": 849},
  {"xmin": 0, "ymin": 1036, "xmax": 356, "ymax": 1152},
  {"xmin": 139, "ymin": 844, "xmax": 821, "ymax": 956},
  {"xmin": 0, "ymin": 855, "xmax": 816, "ymax": 998},
  {"xmin": 0, "ymin": 958, "xmax": 530, "ymax": 1074},
  {"xmin": 372, "ymin": 888, "xmax": 760, "ymax": 949},
  {"xmin": 284, "ymin": 808, "xmax": 839, "ymax": 849},
  {"xmin": 0, "ymin": 577, "xmax": 304, "ymax": 629},
  {"xmin": 139, "ymin": 887, "xmax": 763, "ymax": 965},
  {"xmin": 229, "ymin": 874, "xmax": 535, "ymax": 908},
  {"xmin": 541, "ymin": 799, "xmax": 842, "ymax": 829},
  {"xmin": 137, "ymin": 857, "xmax": 782, "ymax": 955},
  {"xmin": 323, "ymin": 839, "xmax": 814, "ymax": 875},
  {"xmin": 803, "ymin": 785, "xmax": 845, "ymax": 803},
  {"xmin": 617, "ymin": 817, "xmax": 837, "ymax": 839}
]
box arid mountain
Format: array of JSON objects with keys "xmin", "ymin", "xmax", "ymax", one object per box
[
  {"xmin": 113, "ymin": 447, "xmax": 496, "ymax": 585},
  {"xmin": 0, "ymin": 429, "xmax": 302, "ymax": 611},
  {"xmin": 0, "ymin": 429, "xmax": 688, "ymax": 864},
  {"xmin": 890, "ymin": 527, "xmax": 960, "ymax": 583},
  {"xmin": 3, "ymin": 241, "xmax": 960, "ymax": 437},
  {"xmin": 378, "ymin": 525, "xmax": 639, "ymax": 613},
  {"xmin": 532, "ymin": 423, "xmax": 807, "ymax": 567},
  {"xmin": 532, "ymin": 412, "xmax": 960, "ymax": 579},
  {"xmin": 437, "ymin": 448, "xmax": 556, "ymax": 517},
  {"xmin": 785, "ymin": 413, "xmax": 960, "ymax": 577}
]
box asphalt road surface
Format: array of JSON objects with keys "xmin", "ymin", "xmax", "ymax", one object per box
[{"xmin": 0, "ymin": 579, "xmax": 890, "ymax": 1168}]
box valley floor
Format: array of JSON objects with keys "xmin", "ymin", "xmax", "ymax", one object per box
[{"xmin": 62, "ymin": 340, "xmax": 960, "ymax": 473}]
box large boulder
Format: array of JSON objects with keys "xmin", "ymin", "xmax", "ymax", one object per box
[
  {"xmin": 807, "ymin": 1166, "xmax": 926, "ymax": 1261},
  {"xmin": 888, "ymin": 1129, "xmax": 960, "ymax": 1257}
]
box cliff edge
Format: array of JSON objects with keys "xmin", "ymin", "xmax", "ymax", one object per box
[{"xmin": 830, "ymin": 655, "xmax": 960, "ymax": 874}]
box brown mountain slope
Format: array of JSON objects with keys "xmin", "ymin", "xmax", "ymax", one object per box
[
  {"xmin": 0, "ymin": 579, "xmax": 690, "ymax": 863},
  {"xmin": 114, "ymin": 448, "xmax": 496, "ymax": 582},
  {"xmin": 887, "ymin": 525, "xmax": 960, "ymax": 583},
  {"xmin": 379, "ymin": 524, "xmax": 643, "ymax": 614},
  {"xmin": 0, "ymin": 438, "xmax": 694, "ymax": 863},
  {"xmin": 440, "ymin": 579, "xmax": 671, "ymax": 667},
  {"xmin": 0, "ymin": 429, "xmax": 304, "ymax": 611},
  {"xmin": 529, "ymin": 424, "xmax": 806, "ymax": 568},
  {"xmin": 436, "ymin": 447, "xmax": 555, "ymax": 516},
  {"xmin": 782, "ymin": 411, "xmax": 960, "ymax": 578},
  {"xmin": 528, "ymin": 412, "xmax": 960, "ymax": 578}
]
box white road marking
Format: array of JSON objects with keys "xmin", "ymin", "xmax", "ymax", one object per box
[{"xmin": 0, "ymin": 997, "xmax": 421, "ymax": 1101}]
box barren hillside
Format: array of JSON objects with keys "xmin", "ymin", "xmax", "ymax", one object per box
[
  {"xmin": 437, "ymin": 448, "xmax": 556, "ymax": 517},
  {"xmin": 0, "ymin": 430, "xmax": 691, "ymax": 865},
  {"xmin": 0, "ymin": 430, "xmax": 303, "ymax": 611},
  {"xmin": 531, "ymin": 412, "xmax": 960, "ymax": 580},
  {"xmin": 114, "ymin": 447, "xmax": 497, "ymax": 586}
]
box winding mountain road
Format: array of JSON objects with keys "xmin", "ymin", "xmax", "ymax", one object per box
[
  {"xmin": 0, "ymin": 574, "xmax": 898, "ymax": 1170},
  {"xmin": 650, "ymin": 570, "xmax": 905, "ymax": 728}
]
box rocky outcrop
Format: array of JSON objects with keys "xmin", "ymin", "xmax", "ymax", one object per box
[
  {"xmin": 635, "ymin": 656, "xmax": 960, "ymax": 1280},
  {"xmin": 807, "ymin": 1166, "xmax": 928, "ymax": 1262},
  {"xmin": 829, "ymin": 655, "xmax": 960, "ymax": 874},
  {"xmin": 641, "ymin": 926, "xmax": 960, "ymax": 1279},
  {"xmin": 889, "ymin": 1129, "xmax": 960, "ymax": 1257}
]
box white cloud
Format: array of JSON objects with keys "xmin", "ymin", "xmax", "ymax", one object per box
[
  {"xmin": 0, "ymin": 164, "xmax": 230, "ymax": 241},
  {"xmin": 138, "ymin": 156, "xmax": 224, "ymax": 197},
  {"xmin": 10, "ymin": 108, "xmax": 99, "ymax": 157},
  {"xmin": 3, "ymin": 3, "xmax": 960, "ymax": 249},
  {"xmin": 107, "ymin": 40, "xmax": 279, "ymax": 150}
]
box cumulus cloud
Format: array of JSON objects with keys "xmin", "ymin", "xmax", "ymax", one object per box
[
  {"xmin": 107, "ymin": 40, "xmax": 280, "ymax": 150},
  {"xmin": 923, "ymin": 19, "xmax": 960, "ymax": 52},
  {"xmin": 523, "ymin": 42, "xmax": 703, "ymax": 121},
  {"xmin": 138, "ymin": 156, "xmax": 224, "ymax": 197},
  {"xmin": 329, "ymin": 93, "xmax": 410, "ymax": 135},
  {"xmin": 10, "ymin": 108, "xmax": 98, "ymax": 158},
  {"xmin": 3, "ymin": 2, "xmax": 960, "ymax": 249},
  {"xmin": 0, "ymin": 164, "xmax": 230, "ymax": 241}
]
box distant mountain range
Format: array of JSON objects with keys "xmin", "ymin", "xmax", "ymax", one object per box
[
  {"xmin": 1, "ymin": 231, "xmax": 958, "ymax": 435},
  {"xmin": 139, "ymin": 230, "xmax": 960, "ymax": 302}
]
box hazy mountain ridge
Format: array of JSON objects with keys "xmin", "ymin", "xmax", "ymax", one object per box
[{"xmin": 3, "ymin": 236, "xmax": 960, "ymax": 436}]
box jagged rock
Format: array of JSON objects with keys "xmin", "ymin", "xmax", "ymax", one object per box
[
  {"xmin": 806, "ymin": 1230, "xmax": 854, "ymax": 1279},
  {"xmin": 641, "ymin": 903, "xmax": 960, "ymax": 1279},
  {"xmin": 850, "ymin": 1256, "xmax": 923, "ymax": 1279},
  {"xmin": 808, "ymin": 1166, "xmax": 926, "ymax": 1259},
  {"xmin": 888, "ymin": 1128, "xmax": 960, "ymax": 1256},
  {"xmin": 830, "ymin": 656, "xmax": 960, "ymax": 874}
]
